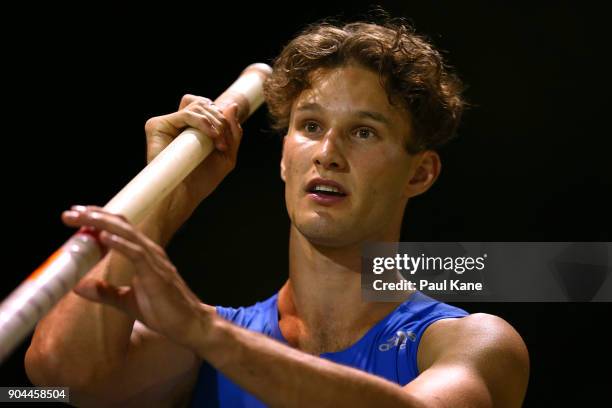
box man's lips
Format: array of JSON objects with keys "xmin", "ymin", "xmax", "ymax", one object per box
[
  {"xmin": 305, "ymin": 178, "xmax": 348, "ymax": 195},
  {"xmin": 307, "ymin": 192, "xmax": 347, "ymax": 206},
  {"xmin": 305, "ymin": 177, "xmax": 349, "ymax": 206}
]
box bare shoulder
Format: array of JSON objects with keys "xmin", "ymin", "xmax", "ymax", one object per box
[
  {"xmin": 420, "ymin": 313, "xmax": 529, "ymax": 368},
  {"xmin": 431, "ymin": 312, "xmax": 524, "ymax": 342},
  {"xmin": 417, "ymin": 313, "xmax": 530, "ymax": 406}
]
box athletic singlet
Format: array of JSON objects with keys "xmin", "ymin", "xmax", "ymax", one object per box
[{"xmin": 189, "ymin": 291, "xmax": 468, "ymax": 407}]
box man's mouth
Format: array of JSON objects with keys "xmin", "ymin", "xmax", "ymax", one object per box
[
  {"xmin": 305, "ymin": 178, "xmax": 348, "ymax": 206},
  {"xmin": 309, "ymin": 185, "xmax": 347, "ymax": 197}
]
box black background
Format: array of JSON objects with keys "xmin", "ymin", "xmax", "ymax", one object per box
[{"xmin": 1, "ymin": 2, "xmax": 610, "ymax": 406}]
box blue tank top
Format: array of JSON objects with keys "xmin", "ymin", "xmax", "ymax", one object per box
[{"xmin": 189, "ymin": 291, "xmax": 468, "ymax": 407}]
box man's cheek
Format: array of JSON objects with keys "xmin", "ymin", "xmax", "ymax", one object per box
[{"xmin": 283, "ymin": 156, "xmax": 304, "ymax": 194}]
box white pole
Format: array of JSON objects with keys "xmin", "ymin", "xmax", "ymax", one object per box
[{"xmin": 0, "ymin": 63, "xmax": 272, "ymax": 364}]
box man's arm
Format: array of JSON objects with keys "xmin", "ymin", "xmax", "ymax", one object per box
[
  {"xmin": 192, "ymin": 311, "xmax": 528, "ymax": 408},
  {"xmin": 48, "ymin": 203, "xmax": 528, "ymax": 407},
  {"xmin": 405, "ymin": 313, "xmax": 530, "ymax": 408},
  {"xmin": 25, "ymin": 96, "xmax": 242, "ymax": 407},
  {"xmin": 24, "ymin": 203, "xmax": 203, "ymax": 407}
]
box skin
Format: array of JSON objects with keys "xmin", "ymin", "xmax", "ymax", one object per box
[
  {"xmin": 25, "ymin": 64, "xmax": 529, "ymax": 407},
  {"xmin": 278, "ymin": 65, "xmax": 440, "ymax": 353}
]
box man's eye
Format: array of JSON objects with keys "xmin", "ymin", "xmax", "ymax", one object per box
[
  {"xmin": 354, "ymin": 127, "xmax": 376, "ymax": 139},
  {"xmin": 304, "ymin": 121, "xmax": 321, "ymax": 133}
]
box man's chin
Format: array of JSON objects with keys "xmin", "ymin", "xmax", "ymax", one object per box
[
  {"xmin": 304, "ymin": 234, "xmax": 348, "ymax": 248},
  {"xmin": 294, "ymin": 220, "xmax": 360, "ymax": 248}
]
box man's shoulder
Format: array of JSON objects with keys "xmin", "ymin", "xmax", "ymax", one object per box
[
  {"xmin": 423, "ymin": 312, "xmax": 523, "ymax": 346},
  {"xmin": 419, "ymin": 312, "xmax": 529, "ymax": 373},
  {"xmin": 414, "ymin": 313, "xmax": 530, "ymax": 406}
]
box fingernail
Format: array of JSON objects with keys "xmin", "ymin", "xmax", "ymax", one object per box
[
  {"xmin": 64, "ymin": 210, "xmax": 79, "ymax": 219},
  {"xmin": 72, "ymin": 205, "xmax": 87, "ymax": 212},
  {"xmin": 90, "ymin": 212, "xmax": 102, "ymax": 220}
]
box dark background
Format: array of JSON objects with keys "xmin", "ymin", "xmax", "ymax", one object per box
[{"xmin": 1, "ymin": 2, "xmax": 610, "ymax": 406}]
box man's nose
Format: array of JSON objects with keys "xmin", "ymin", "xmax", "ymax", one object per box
[{"xmin": 312, "ymin": 129, "xmax": 348, "ymax": 171}]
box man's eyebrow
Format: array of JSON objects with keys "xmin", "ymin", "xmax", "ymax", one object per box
[
  {"xmin": 355, "ymin": 110, "xmax": 391, "ymax": 127},
  {"xmin": 295, "ymin": 102, "xmax": 322, "ymax": 112},
  {"xmin": 296, "ymin": 103, "xmax": 391, "ymax": 127}
]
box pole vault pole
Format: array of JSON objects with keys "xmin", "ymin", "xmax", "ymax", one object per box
[{"xmin": 0, "ymin": 63, "xmax": 272, "ymax": 364}]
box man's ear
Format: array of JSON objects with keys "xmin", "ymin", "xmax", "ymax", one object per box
[
  {"xmin": 280, "ymin": 135, "xmax": 287, "ymax": 182},
  {"xmin": 404, "ymin": 150, "xmax": 441, "ymax": 198}
]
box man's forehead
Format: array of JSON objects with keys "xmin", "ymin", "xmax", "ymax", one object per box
[
  {"xmin": 291, "ymin": 67, "xmax": 411, "ymax": 129},
  {"xmin": 297, "ymin": 65, "xmax": 409, "ymax": 111},
  {"xmin": 300, "ymin": 67, "xmax": 388, "ymax": 103},
  {"xmin": 295, "ymin": 101, "xmax": 392, "ymax": 127}
]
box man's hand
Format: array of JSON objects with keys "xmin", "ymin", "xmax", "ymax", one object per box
[
  {"xmin": 62, "ymin": 205, "xmax": 213, "ymax": 351},
  {"xmin": 145, "ymin": 95, "xmax": 243, "ymax": 228}
]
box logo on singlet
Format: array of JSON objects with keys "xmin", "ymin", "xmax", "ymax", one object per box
[{"xmin": 378, "ymin": 330, "xmax": 416, "ymax": 351}]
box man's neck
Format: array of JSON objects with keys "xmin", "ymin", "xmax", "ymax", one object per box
[{"xmin": 277, "ymin": 226, "xmax": 403, "ymax": 354}]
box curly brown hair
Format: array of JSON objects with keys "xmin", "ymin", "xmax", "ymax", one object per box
[{"xmin": 263, "ymin": 20, "xmax": 465, "ymax": 152}]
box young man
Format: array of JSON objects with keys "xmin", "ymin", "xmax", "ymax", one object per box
[{"xmin": 25, "ymin": 21, "xmax": 529, "ymax": 407}]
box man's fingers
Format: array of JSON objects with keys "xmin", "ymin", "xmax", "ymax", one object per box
[
  {"xmin": 179, "ymin": 94, "xmax": 211, "ymax": 111},
  {"xmin": 63, "ymin": 207, "xmax": 173, "ymax": 276},
  {"xmin": 73, "ymin": 278, "xmax": 124, "ymax": 305},
  {"xmin": 194, "ymin": 109, "xmax": 228, "ymax": 151},
  {"xmin": 62, "ymin": 208, "xmax": 140, "ymax": 244},
  {"xmin": 98, "ymin": 231, "xmax": 172, "ymax": 282},
  {"xmin": 70, "ymin": 205, "xmax": 103, "ymax": 212},
  {"xmin": 197, "ymin": 103, "xmax": 231, "ymax": 148},
  {"xmin": 72, "ymin": 277, "xmax": 105, "ymax": 303},
  {"xmin": 153, "ymin": 95, "xmax": 238, "ymax": 153},
  {"xmin": 69, "ymin": 205, "xmax": 130, "ymax": 223},
  {"xmin": 98, "ymin": 231, "xmax": 149, "ymax": 266},
  {"xmin": 224, "ymin": 103, "xmax": 243, "ymax": 147},
  {"xmin": 178, "ymin": 96, "xmax": 233, "ymax": 152},
  {"xmin": 162, "ymin": 110, "xmax": 228, "ymax": 151},
  {"xmin": 73, "ymin": 279, "xmax": 140, "ymax": 319}
]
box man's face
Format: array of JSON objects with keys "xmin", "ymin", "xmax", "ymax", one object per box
[{"xmin": 281, "ymin": 64, "xmax": 423, "ymax": 248}]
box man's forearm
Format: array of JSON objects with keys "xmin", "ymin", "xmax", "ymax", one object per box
[
  {"xmin": 26, "ymin": 197, "xmax": 178, "ymax": 385},
  {"xmin": 196, "ymin": 316, "xmax": 426, "ymax": 408},
  {"xmin": 26, "ymin": 249, "xmax": 136, "ymax": 385}
]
